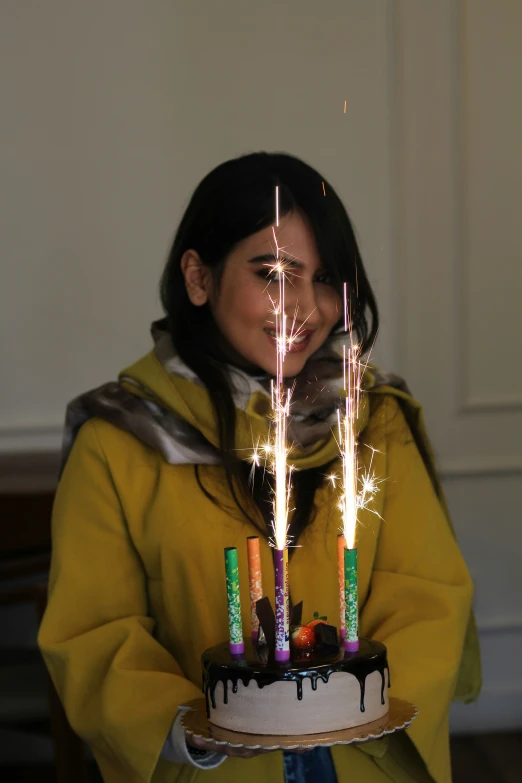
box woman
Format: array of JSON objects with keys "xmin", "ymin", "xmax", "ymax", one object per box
[{"xmin": 39, "ymin": 152, "xmax": 480, "ymax": 783}]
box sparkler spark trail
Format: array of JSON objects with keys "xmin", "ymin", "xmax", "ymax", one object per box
[
  {"xmin": 268, "ymin": 188, "xmax": 294, "ymax": 662},
  {"xmin": 270, "ymin": 226, "xmax": 292, "ymax": 551},
  {"xmin": 337, "ymin": 283, "xmax": 379, "ymax": 549},
  {"xmin": 247, "ymin": 203, "xmax": 297, "ymax": 554}
]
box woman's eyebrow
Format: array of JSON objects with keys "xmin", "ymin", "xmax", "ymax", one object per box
[{"xmin": 247, "ymin": 253, "xmax": 303, "ymax": 268}]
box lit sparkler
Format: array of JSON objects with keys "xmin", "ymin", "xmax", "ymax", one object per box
[
  {"xmin": 336, "ymin": 283, "xmax": 379, "ymax": 651},
  {"xmin": 247, "ymin": 190, "xmax": 312, "ymax": 659},
  {"xmin": 337, "ymin": 284, "xmax": 370, "ymax": 548},
  {"xmin": 236, "ymin": 190, "xmax": 294, "ymax": 657},
  {"xmin": 270, "ymin": 214, "xmax": 292, "ymax": 662}
]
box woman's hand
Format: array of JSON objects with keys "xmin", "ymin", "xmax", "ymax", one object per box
[{"xmin": 186, "ymin": 731, "xmax": 275, "ymax": 759}]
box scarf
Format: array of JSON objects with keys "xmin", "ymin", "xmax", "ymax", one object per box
[{"xmin": 61, "ymin": 320, "xmax": 371, "ymax": 473}]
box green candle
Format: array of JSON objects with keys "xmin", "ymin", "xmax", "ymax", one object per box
[
  {"xmin": 344, "ymin": 547, "xmax": 359, "ymax": 651},
  {"xmin": 224, "ymin": 547, "xmax": 244, "ymax": 654}
]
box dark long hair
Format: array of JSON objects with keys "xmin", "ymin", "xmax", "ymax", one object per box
[{"xmin": 160, "ymin": 152, "xmax": 379, "ymax": 547}]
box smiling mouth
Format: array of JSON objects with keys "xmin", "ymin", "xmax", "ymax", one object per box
[{"xmin": 264, "ymin": 328, "xmax": 315, "ymax": 351}]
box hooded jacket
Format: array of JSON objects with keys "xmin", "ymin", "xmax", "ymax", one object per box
[{"xmin": 38, "ymin": 336, "xmax": 480, "ymax": 783}]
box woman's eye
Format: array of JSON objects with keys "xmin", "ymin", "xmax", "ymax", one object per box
[
  {"xmin": 256, "ymin": 268, "xmax": 332, "ymax": 284},
  {"xmin": 315, "ymin": 273, "xmax": 332, "ymax": 284},
  {"xmin": 257, "ymin": 269, "xmax": 282, "ymax": 282}
]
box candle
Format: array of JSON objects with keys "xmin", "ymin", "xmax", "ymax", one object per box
[
  {"xmin": 247, "ymin": 536, "xmax": 263, "ymax": 642},
  {"xmin": 338, "ymin": 534, "xmax": 346, "ymax": 641},
  {"xmin": 274, "ymin": 547, "xmax": 290, "ymax": 661},
  {"xmin": 344, "ymin": 547, "xmax": 359, "ymax": 651},
  {"xmin": 224, "ymin": 547, "xmax": 244, "ymax": 654}
]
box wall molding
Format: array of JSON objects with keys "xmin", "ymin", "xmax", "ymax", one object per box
[
  {"xmin": 0, "ymin": 419, "xmax": 63, "ymax": 457},
  {"xmin": 0, "ymin": 416, "xmax": 63, "ymax": 434},
  {"xmin": 439, "ymin": 459, "xmax": 522, "ymax": 479},
  {"xmin": 458, "ymin": 395, "xmax": 522, "ymax": 415},
  {"xmin": 476, "ymin": 615, "xmax": 522, "ymax": 634},
  {"xmin": 454, "ymin": 0, "xmax": 522, "ymax": 416}
]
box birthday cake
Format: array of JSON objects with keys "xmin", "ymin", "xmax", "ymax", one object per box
[{"xmin": 202, "ymin": 630, "xmax": 389, "ymax": 736}]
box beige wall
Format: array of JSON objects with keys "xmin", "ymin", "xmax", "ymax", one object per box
[
  {"xmin": 0, "ymin": 0, "xmax": 396, "ymax": 452},
  {"xmin": 393, "ymin": 0, "xmax": 522, "ymax": 732},
  {"xmin": 1, "ymin": 0, "xmax": 521, "ymax": 732}
]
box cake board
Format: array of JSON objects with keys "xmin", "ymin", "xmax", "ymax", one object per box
[{"xmin": 180, "ymin": 696, "xmax": 417, "ymax": 751}]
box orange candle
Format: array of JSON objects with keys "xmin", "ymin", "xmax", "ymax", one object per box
[
  {"xmin": 338, "ymin": 534, "xmax": 346, "ymax": 640},
  {"xmin": 247, "ymin": 536, "xmax": 263, "ymax": 642}
]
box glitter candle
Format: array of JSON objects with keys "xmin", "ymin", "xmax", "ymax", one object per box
[
  {"xmin": 338, "ymin": 534, "xmax": 347, "ymax": 641},
  {"xmin": 247, "ymin": 536, "xmax": 263, "ymax": 642},
  {"xmin": 274, "ymin": 547, "xmax": 290, "ymax": 661},
  {"xmin": 344, "ymin": 547, "xmax": 359, "ymax": 651},
  {"xmin": 224, "ymin": 547, "xmax": 244, "ymax": 655}
]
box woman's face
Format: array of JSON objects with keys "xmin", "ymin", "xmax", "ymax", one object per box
[{"xmin": 194, "ymin": 212, "xmax": 342, "ymax": 376}]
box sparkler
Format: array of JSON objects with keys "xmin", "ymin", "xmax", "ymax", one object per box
[
  {"xmin": 270, "ymin": 210, "xmax": 292, "ymax": 662},
  {"xmin": 245, "ymin": 186, "xmax": 316, "ymax": 659},
  {"xmin": 247, "ymin": 201, "xmax": 310, "ymax": 660},
  {"xmin": 225, "ymin": 189, "xmax": 292, "ymax": 659},
  {"xmin": 336, "ymin": 283, "xmax": 378, "ymax": 652},
  {"xmin": 338, "ymin": 317, "xmax": 362, "ymax": 550}
]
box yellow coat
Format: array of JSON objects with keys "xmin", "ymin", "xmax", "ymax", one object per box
[{"xmin": 38, "ymin": 351, "xmax": 478, "ymax": 783}]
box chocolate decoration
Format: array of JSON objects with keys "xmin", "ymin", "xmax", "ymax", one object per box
[
  {"xmin": 290, "ymin": 601, "xmax": 303, "ymax": 627},
  {"xmin": 255, "ymin": 597, "xmax": 276, "ymax": 650},
  {"xmin": 314, "ymin": 623, "xmax": 338, "ymax": 651},
  {"xmin": 202, "ymin": 638, "xmax": 389, "ymax": 718}
]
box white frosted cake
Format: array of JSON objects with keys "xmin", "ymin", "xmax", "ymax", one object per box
[{"xmin": 201, "ymin": 636, "xmax": 389, "ymax": 736}]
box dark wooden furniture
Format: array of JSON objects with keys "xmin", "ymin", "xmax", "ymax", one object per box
[{"xmin": 0, "ymin": 491, "xmax": 90, "ymax": 782}]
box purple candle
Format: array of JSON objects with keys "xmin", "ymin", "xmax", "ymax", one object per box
[{"xmin": 274, "ymin": 548, "xmax": 290, "ymax": 661}]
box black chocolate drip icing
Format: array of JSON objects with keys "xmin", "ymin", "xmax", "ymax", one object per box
[{"xmin": 202, "ymin": 638, "xmax": 389, "ymax": 718}]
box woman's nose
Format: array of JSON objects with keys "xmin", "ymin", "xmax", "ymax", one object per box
[{"xmin": 284, "ymin": 280, "xmax": 319, "ymax": 325}]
